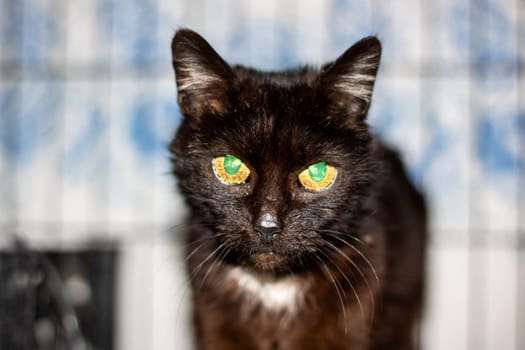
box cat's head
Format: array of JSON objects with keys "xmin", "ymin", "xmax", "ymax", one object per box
[{"xmin": 170, "ymin": 29, "xmax": 381, "ymax": 273}]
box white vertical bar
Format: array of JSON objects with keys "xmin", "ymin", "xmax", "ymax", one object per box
[
  {"xmin": 117, "ymin": 240, "xmax": 155, "ymax": 350},
  {"xmin": 151, "ymin": 238, "xmax": 194, "ymax": 350},
  {"xmin": 423, "ymin": 242, "xmax": 469, "ymax": 350},
  {"xmin": 484, "ymin": 246, "xmax": 517, "ymax": 350}
]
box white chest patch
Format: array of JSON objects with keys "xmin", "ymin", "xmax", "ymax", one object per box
[{"xmin": 227, "ymin": 267, "xmax": 301, "ymax": 312}]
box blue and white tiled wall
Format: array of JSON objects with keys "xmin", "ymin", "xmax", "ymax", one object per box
[{"xmin": 1, "ymin": 0, "xmax": 523, "ymax": 349}]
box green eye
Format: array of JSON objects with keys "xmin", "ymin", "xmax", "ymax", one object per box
[
  {"xmin": 308, "ymin": 162, "xmax": 327, "ymax": 182},
  {"xmin": 298, "ymin": 161, "xmax": 337, "ymax": 191},
  {"xmin": 223, "ymin": 154, "xmax": 242, "ymax": 175},
  {"xmin": 212, "ymin": 154, "xmax": 251, "ymax": 185}
]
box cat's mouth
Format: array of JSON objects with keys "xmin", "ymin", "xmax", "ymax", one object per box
[{"xmin": 250, "ymin": 252, "xmax": 286, "ymax": 271}]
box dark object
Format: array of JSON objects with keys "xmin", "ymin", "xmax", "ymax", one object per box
[{"xmin": 0, "ymin": 242, "xmax": 117, "ymax": 350}]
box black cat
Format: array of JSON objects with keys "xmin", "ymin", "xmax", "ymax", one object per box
[{"xmin": 170, "ymin": 29, "xmax": 426, "ymax": 350}]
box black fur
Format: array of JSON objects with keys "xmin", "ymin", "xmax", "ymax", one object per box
[{"xmin": 170, "ymin": 29, "xmax": 426, "ymax": 350}]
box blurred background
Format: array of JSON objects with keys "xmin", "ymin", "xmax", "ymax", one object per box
[{"xmin": 0, "ymin": 0, "xmax": 523, "ymax": 349}]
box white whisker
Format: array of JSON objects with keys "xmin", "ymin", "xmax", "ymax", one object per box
[
  {"xmin": 320, "ymin": 239, "xmax": 374, "ymax": 322},
  {"xmin": 319, "ymin": 229, "xmax": 379, "ymax": 281},
  {"xmin": 317, "ymin": 248, "xmax": 365, "ymax": 322},
  {"xmin": 314, "ymin": 254, "xmax": 348, "ymax": 335}
]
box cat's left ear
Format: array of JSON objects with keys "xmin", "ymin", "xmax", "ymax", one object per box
[
  {"xmin": 171, "ymin": 29, "xmax": 235, "ymax": 118},
  {"xmin": 319, "ymin": 36, "xmax": 381, "ymax": 121}
]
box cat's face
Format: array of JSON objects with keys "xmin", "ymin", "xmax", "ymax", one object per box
[{"xmin": 170, "ymin": 30, "xmax": 381, "ymax": 273}]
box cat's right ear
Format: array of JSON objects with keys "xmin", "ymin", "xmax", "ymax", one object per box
[
  {"xmin": 171, "ymin": 29, "xmax": 235, "ymax": 118},
  {"xmin": 319, "ymin": 36, "xmax": 381, "ymax": 123}
]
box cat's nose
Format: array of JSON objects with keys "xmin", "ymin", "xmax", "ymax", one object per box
[{"xmin": 253, "ymin": 212, "xmax": 282, "ymax": 243}]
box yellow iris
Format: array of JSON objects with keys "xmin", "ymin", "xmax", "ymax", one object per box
[
  {"xmin": 212, "ymin": 155, "xmax": 251, "ymax": 185},
  {"xmin": 298, "ymin": 161, "xmax": 337, "ymax": 191}
]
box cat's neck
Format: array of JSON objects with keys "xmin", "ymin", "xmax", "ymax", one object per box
[{"xmin": 226, "ymin": 266, "xmax": 305, "ymax": 312}]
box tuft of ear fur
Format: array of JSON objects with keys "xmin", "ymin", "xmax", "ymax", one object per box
[
  {"xmin": 320, "ymin": 36, "xmax": 381, "ymax": 121},
  {"xmin": 171, "ymin": 29, "xmax": 235, "ymax": 118}
]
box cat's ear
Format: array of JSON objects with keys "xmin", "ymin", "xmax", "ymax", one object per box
[
  {"xmin": 171, "ymin": 29, "xmax": 235, "ymax": 117},
  {"xmin": 319, "ymin": 36, "xmax": 381, "ymax": 121}
]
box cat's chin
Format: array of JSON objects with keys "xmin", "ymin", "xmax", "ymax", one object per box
[{"xmin": 249, "ymin": 252, "xmax": 286, "ymax": 271}]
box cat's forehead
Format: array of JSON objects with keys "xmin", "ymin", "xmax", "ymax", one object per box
[
  {"xmin": 198, "ymin": 68, "xmax": 357, "ymax": 166},
  {"xmin": 233, "ymin": 65, "xmax": 319, "ymax": 88},
  {"xmin": 235, "ymin": 78, "xmax": 317, "ymax": 112},
  {"xmin": 216, "ymin": 102, "xmax": 347, "ymax": 169}
]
